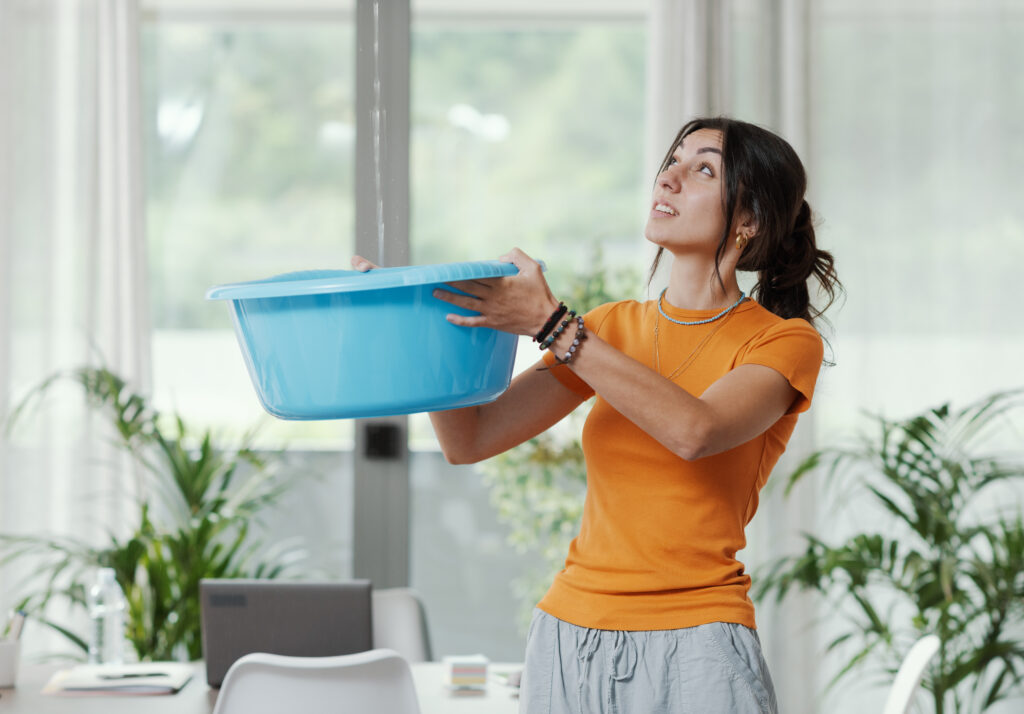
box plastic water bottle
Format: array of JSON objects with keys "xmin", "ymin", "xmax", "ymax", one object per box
[{"xmin": 87, "ymin": 567, "xmax": 126, "ymax": 665}]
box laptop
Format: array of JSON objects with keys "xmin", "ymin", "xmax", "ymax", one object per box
[{"xmin": 199, "ymin": 579, "xmax": 373, "ymax": 687}]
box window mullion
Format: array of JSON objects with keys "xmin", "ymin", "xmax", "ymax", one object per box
[{"xmin": 352, "ymin": 0, "xmax": 411, "ymax": 589}]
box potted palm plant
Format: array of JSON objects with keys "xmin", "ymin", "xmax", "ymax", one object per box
[
  {"xmin": 756, "ymin": 390, "xmax": 1024, "ymax": 713},
  {"xmin": 1, "ymin": 367, "xmax": 308, "ymax": 661}
]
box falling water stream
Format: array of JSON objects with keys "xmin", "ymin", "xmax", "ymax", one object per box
[{"xmin": 371, "ymin": 0, "xmax": 385, "ymax": 266}]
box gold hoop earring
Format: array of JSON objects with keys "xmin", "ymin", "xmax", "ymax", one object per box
[{"xmin": 735, "ymin": 233, "xmax": 749, "ymax": 252}]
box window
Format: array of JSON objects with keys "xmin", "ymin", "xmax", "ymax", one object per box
[
  {"xmin": 141, "ymin": 0, "xmax": 650, "ymax": 661},
  {"xmin": 142, "ymin": 10, "xmax": 357, "ymax": 448}
]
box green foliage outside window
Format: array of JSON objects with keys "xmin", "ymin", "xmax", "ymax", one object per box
[{"xmin": 411, "ymin": 26, "xmax": 647, "ymax": 268}]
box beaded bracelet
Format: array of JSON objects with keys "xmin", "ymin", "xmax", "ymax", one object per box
[
  {"xmin": 554, "ymin": 316, "xmax": 586, "ymax": 364},
  {"xmin": 539, "ymin": 310, "xmax": 576, "ymax": 351},
  {"xmin": 533, "ymin": 302, "xmax": 567, "ymax": 343}
]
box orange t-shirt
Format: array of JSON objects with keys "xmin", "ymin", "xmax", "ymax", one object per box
[{"xmin": 536, "ymin": 297, "xmax": 824, "ymax": 631}]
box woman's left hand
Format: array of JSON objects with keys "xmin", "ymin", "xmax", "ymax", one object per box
[{"xmin": 433, "ymin": 248, "xmax": 560, "ymax": 336}]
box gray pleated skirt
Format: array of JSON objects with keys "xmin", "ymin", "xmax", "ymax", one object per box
[{"xmin": 519, "ymin": 608, "xmax": 778, "ymax": 714}]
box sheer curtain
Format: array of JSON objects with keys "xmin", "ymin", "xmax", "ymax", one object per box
[
  {"xmin": 807, "ymin": 3, "xmax": 1024, "ymax": 712},
  {"xmin": 649, "ymin": 1, "xmax": 1024, "ymax": 713},
  {"xmin": 0, "ymin": 0, "xmax": 151, "ymax": 647}
]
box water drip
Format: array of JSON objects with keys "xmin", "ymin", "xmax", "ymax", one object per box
[{"xmin": 372, "ymin": 0, "xmax": 385, "ymax": 266}]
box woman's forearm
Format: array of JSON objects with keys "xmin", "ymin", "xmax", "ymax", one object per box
[
  {"xmin": 550, "ymin": 329, "xmax": 711, "ymax": 459},
  {"xmin": 546, "ymin": 328, "xmax": 794, "ymax": 460},
  {"xmin": 428, "ymin": 406, "xmax": 482, "ymax": 464},
  {"xmin": 429, "ymin": 364, "xmax": 585, "ymax": 465}
]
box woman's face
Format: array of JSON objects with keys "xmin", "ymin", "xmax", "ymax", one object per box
[{"xmin": 644, "ymin": 128, "xmax": 730, "ymax": 256}]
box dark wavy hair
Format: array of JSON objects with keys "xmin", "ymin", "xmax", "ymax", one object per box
[{"xmin": 648, "ymin": 117, "xmax": 841, "ymax": 329}]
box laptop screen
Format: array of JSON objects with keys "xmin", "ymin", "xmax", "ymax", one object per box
[{"xmin": 199, "ymin": 579, "xmax": 373, "ymax": 687}]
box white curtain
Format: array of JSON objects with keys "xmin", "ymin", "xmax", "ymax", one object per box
[
  {"xmin": 644, "ymin": 0, "xmax": 730, "ymax": 177},
  {"xmin": 648, "ymin": 1, "xmax": 1024, "ymax": 713},
  {"xmin": 0, "ymin": 0, "xmax": 150, "ymax": 640}
]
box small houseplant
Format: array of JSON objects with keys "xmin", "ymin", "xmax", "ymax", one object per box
[
  {"xmin": 1, "ymin": 367, "xmax": 308, "ymax": 661},
  {"xmin": 756, "ymin": 390, "xmax": 1024, "ymax": 713}
]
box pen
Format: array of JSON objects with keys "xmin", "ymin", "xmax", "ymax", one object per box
[
  {"xmin": 97, "ymin": 672, "xmax": 170, "ymax": 679},
  {"xmin": 6, "ymin": 610, "xmax": 26, "ymax": 640}
]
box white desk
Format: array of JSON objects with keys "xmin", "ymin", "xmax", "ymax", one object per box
[
  {"xmin": 0, "ymin": 661, "xmax": 520, "ymax": 713},
  {"xmin": 413, "ymin": 662, "xmax": 520, "ymax": 714}
]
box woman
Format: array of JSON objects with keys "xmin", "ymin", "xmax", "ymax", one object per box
[{"xmin": 355, "ymin": 116, "xmax": 839, "ymax": 713}]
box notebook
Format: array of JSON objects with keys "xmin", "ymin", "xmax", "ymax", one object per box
[
  {"xmin": 199, "ymin": 579, "xmax": 373, "ymax": 687},
  {"xmin": 42, "ymin": 662, "xmax": 194, "ymax": 696}
]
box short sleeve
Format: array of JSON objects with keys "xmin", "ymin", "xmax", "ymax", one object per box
[
  {"xmin": 738, "ymin": 318, "xmax": 824, "ymax": 414},
  {"xmin": 540, "ymin": 301, "xmax": 621, "ymax": 400}
]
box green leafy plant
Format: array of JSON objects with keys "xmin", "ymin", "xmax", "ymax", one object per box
[
  {"xmin": 1, "ymin": 367, "xmax": 308, "ymax": 661},
  {"xmin": 756, "ymin": 390, "xmax": 1024, "ymax": 713},
  {"xmin": 481, "ymin": 248, "xmax": 640, "ymax": 628}
]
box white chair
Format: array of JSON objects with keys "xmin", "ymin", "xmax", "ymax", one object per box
[
  {"xmin": 882, "ymin": 634, "xmax": 941, "ymax": 714},
  {"xmin": 372, "ymin": 587, "xmax": 433, "ymax": 663},
  {"xmin": 212, "ymin": 648, "xmax": 421, "ymax": 714}
]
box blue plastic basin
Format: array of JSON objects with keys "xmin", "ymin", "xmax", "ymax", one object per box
[{"xmin": 206, "ymin": 261, "xmax": 523, "ymax": 420}]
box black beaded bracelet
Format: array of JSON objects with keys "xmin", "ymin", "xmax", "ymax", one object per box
[
  {"xmin": 534, "ymin": 302, "xmax": 567, "ymax": 343},
  {"xmin": 540, "ymin": 310, "xmax": 576, "ymax": 351},
  {"xmin": 554, "ymin": 316, "xmax": 586, "ymax": 364}
]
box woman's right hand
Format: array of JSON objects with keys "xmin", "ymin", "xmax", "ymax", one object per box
[{"xmin": 351, "ymin": 255, "xmax": 379, "ymax": 272}]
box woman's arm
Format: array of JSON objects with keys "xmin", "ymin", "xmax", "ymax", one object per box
[
  {"xmin": 543, "ymin": 332, "xmax": 797, "ymax": 460},
  {"xmin": 428, "ymin": 363, "xmax": 584, "ymax": 464},
  {"xmin": 435, "ymin": 249, "xmax": 800, "ymax": 461}
]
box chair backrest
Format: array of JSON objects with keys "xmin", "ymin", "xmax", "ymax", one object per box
[
  {"xmin": 882, "ymin": 635, "xmax": 941, "ymax": 714},
  {"xmin": 372, "ymin": 587, "xmax": 433, "ymax": 663},
  {"xmin": 212, "ymin": 648, "xmax": 421, "ymax": 714}
]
